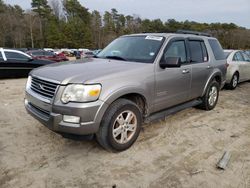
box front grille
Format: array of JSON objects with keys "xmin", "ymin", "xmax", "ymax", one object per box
[{"xmin": 30, "ymin": 76, "xmax": 59, "ymax": 100}]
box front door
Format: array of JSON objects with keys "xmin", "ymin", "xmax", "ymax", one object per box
[
  {"xmin": 4, "ymin": 51, "xmax": 34, "ymax": 78},
  {"xmin": 154, "ymin": 38, "xmax": 191, "ymax": 112}
]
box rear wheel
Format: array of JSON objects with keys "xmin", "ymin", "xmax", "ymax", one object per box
[
  {"xmin": 96, "ymin": 99, "xmax": 142, "ymax": 152},
  {"xmin": 198, "ymin": 80, "xmax": 220, "ymax": 111}
]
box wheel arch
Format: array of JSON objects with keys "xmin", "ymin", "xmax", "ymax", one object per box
[
  {"xmin": 104, "ymin": 90, "xmax": 149, "ymax": 117},
  {"xmin": 202, "ymin": 71, "xmax": 222, "ymax": 96}
]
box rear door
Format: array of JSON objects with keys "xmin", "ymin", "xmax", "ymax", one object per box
[
  {"xmin": 188, "ymin": 38, "xmax": 212, "ymax": 99},
  {"xmin": 154, "ymin": 37, "xmax": 192, "ymax": 111}
]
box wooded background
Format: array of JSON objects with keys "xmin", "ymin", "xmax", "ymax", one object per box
[{"xmin": 0, "ymin": 0, "xmax": 249, "ymax": 50}]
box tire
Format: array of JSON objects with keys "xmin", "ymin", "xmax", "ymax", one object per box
[
  {"xmin": 96, "ymin": 98, "xmax": 142, "ymax": 152},
  {"xmin": 227, "ymin": 73, "xmax": 239, "ymax": 90},
  {"xmin": 198, "ymin": 80, "xmax": 220, "ymax": 111}
]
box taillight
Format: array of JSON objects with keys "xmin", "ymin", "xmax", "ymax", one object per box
[{"xmin": 226, "ymin": 63, "xmax": 229, "ymax": 68}]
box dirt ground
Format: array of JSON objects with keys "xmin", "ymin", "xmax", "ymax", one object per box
[{"xmin": 0, "ymin": 78, "xmax": 250, "ymax": 188}]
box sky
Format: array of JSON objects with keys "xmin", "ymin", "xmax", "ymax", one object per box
[{"xmin": 5, "ymin": 0, "xmax": 250, "ymax": 28}]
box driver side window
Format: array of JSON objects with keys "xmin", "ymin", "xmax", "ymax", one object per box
[
  {"xmin": 233, "ymin": 52, "xmax": 244, "ymax": 62},
  {"xmin": 163, "ymin": 40, "xmax": 187, "ymax": 63}
]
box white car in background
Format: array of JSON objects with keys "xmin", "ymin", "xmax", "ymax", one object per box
[{"xmin": 224, "ymin": 50, "xmax": 250, "ymax": 89}]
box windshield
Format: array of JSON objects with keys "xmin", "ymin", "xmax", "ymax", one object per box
[{"xmin": 97, "ymin": 35, "xmax": 165, "ymax": 63}]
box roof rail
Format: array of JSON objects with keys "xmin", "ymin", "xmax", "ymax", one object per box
[{"xmin": 176, "ymin": 30, "xmax": 212, "ymax": 37}]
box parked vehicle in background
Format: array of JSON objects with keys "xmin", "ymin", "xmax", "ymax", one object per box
[
  {"xmin": 0, "ymin": 48, "xmax": 55, "ymax": 79},
  {"xmin": 14, "ymin": 48, "xmax": 28, "ymax": 52},
  {"xmin": 43, "ymin": 48, "xmax": 54, "ymax": 52},
  {"xmin": 244, "ymin": 50, "xmax": 250, "ymax": 57},
  {"xmin": 26, "ymin": 50, "xmax": 69, "ymax": 62},
  {"xmin": 78, "ymin": 48, "xmax": 90, "ymax": 53},
  {"xmin": 82, "ymin": 51, "xmax": 94, "ymax": 58},
  {"xmin": 224, "ymin": 50, "xmax": 250, "ymax": 89},
  {"xmin": 93, "ymin": 49, "xmax": 102, "ymax": 55},
  {"xmin": 25, "ymin": 31, "xmax": 227, "ymax": 151},
  {"xmin": 73, "ymin": 50, "xmax": 81, "ymax": 59}
]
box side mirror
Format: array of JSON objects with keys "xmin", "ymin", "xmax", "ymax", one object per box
[{"xmin": 160, "ymin": 57, "xmax": 181, "ymax": 69}]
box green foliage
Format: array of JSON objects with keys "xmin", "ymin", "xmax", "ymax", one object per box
[
  {"xmin": 0, "ymin": 0, "xmax": 249, "ymax": 49},
  {"xmin": 31, "ymin": 0, "xmax": 51, "ymax": 18}
]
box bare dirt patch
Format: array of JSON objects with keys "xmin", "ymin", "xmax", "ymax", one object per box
[{"xmin": 0, "ymin": 79, "xmax": 250, "ymax": 188}]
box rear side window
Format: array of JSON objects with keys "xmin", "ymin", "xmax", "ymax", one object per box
[
  {"xmin": 208, "ymin": 39, "xmax": 226, "ymax": 60},
  {"xmin": 201, "ymin": 42, "xmax": 208, "ymax": 61},
  {"xmin": 189, "ymin": 40, "xmax": 208, "ymax": 63}
]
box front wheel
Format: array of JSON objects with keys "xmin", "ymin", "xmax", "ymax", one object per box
[
  {"xmin": 198, "ymin": 80, "xmax": 220, "ymax": 111},
  {"xmin": 96, "ymin": 99, "xmax": 142, "ymax": 152},
  {"xmin": 228, "ymin": 73, "xmax": 239, "ymax": 90}
]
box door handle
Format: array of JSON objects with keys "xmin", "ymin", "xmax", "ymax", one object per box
[{"xmin": 182, "ymin": 69, "xmax": 190, "ymax": 74}]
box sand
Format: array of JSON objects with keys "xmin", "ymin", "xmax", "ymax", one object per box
[{"xmin": 0, "ymin": 78, "xmax": 250, "ymax": 188}]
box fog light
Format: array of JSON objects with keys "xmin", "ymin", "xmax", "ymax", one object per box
[{"xmin": 63, "ymin": 115, "xmax": 80, "ymax": 124}]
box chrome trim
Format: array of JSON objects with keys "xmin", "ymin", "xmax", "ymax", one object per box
[
  {"xmin": 29, "ymin": 76, "xmax": 60, "ymax": 101},
  {"xmin": 31, "ymin": 75, "xmax": 61, "ymax": 84},
  {"xmin": 26, "ymin": 89, "xmax": 51, "ymax": 104}
]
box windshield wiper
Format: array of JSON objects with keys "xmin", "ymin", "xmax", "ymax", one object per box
[{"xmin": 105, "ymin": 55, "xmax": 127, "ymax": 61}]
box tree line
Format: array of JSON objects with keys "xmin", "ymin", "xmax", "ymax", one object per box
[{"xmin": 0, "ymin": 0, "xmax": 249, "ymax": 50}]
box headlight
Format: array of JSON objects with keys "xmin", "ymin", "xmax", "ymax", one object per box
[
  {"xmin": 61, "ymin": 84, "xmax": 101, "ymax": 103},
  {"xmin": 26, "ymin": 76, "xmax": 32, "ymax": 90}
]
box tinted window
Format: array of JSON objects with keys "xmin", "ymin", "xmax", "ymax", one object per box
[
  {"xmin": 32, "ymin": 51, "xmax": 44, "ymax": 56},
  {"xmin": 245, "ymin": 51, "xmax": 250, "ymax": 56},
  {"xmin": 201, "ymin": 42, "xmax": 209, "ymax": 61},
  {"xmin": 164, "ymin": 40, "xmax": 187, "ymax": 63},
  {"xmin": 44, "ymin": 51, "xmax": 55, "ymax": 56},
  {"xmin": 189, "ymin": 41, "xmax": 203, "ymax": 63},
  {"xmin": 5, "ymin": 51, "xmax": 29, "ymax": 60},
  {"xmin": 233, "ymin": 52, "xmax": 244, "ymax": 61},
  {"xmin": 241, "ymin": 52, "xmax": 250, "ymax": 62},
  {"xmin": 208, "ymin": 39, "xmax": 226, "ymax": 60}
]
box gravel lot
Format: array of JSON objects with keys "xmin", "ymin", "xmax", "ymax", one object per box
[{"xmin": 0, "ymin": 78, "xmax": 250, "ymax": 188}]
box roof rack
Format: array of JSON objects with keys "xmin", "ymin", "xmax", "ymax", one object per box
[{"xmin": 176, "ymin": 30, "xmax": 212, "ymax": 37}]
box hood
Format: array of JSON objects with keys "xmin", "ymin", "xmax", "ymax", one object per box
[{"xmin": 30, "ymin": 58, "xmax": 150, "ymax": 85}]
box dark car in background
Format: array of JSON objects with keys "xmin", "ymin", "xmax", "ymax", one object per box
[
  {"xmin": 26, "ymin": 50, "xmax": 69, "ymax": 62},
  {"xmin": 0, "ymin": 48, "xmax": 55, "ymax": 79}
]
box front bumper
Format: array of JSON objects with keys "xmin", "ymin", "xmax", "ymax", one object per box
[{"xmin": 25, "ymin": 90, "xmax": 108, "ymax": 135}]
